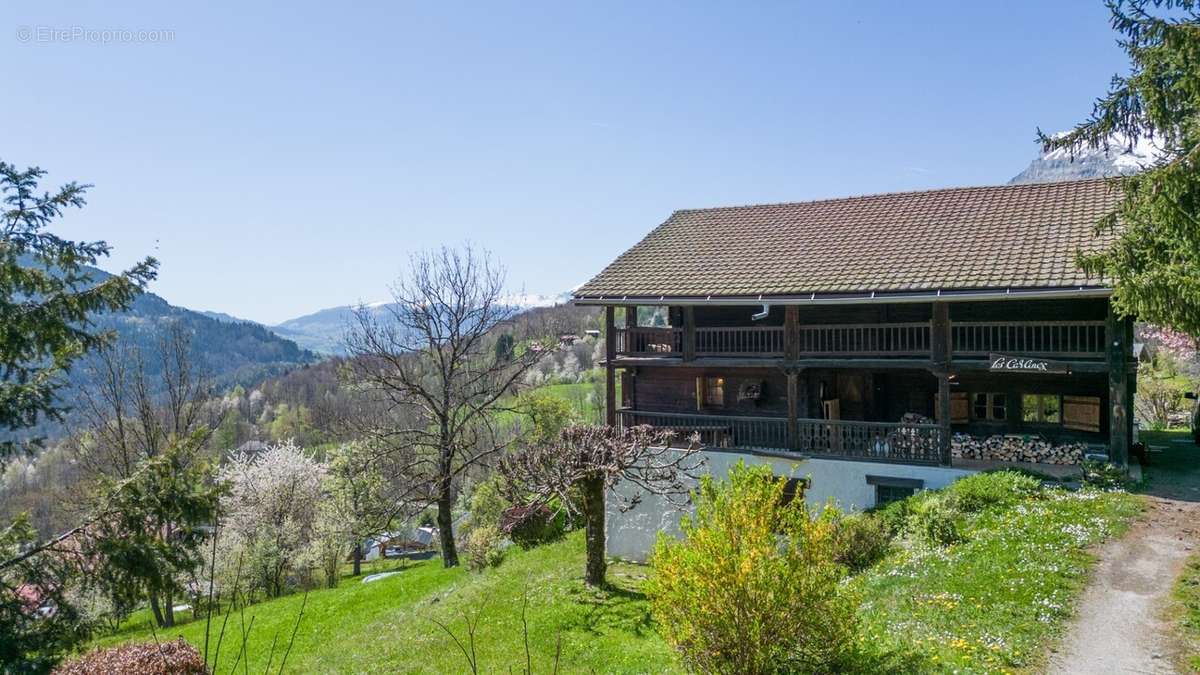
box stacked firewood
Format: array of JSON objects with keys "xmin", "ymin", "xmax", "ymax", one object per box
[{"xmin": 951, "ymin": 433, "xmax": 1086, "ymax": 465}]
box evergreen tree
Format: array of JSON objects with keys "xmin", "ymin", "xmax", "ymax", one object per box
[
  {"xmin": 1, "ymin": 162, "xmax": 157, "ymax": 459},
  {"xmin": 1042, "ymin": 0, "xmax": 1200, "ymax": 333}
]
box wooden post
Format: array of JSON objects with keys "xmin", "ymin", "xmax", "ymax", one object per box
[
  {"xmin": 1106, "ymin": 303, "xmax": 1130, "ymax": 466},
  {"xmin": 931, "ymin": 302, "xmax": 952, "ymax": 465},
  {"xmin": 784, "ymin": 306, "xmax": 800, "ymax": 362},
  {"xmin": 682, "ymin": 306, "xmax": 696, "ymax": 361},
  {"xmin": 605, "ymin": 306, "xmax": 617, "ymax": 427},
  {"xmin": 787, "ymin": 369, "xmax": 800, "ymax": 451}
]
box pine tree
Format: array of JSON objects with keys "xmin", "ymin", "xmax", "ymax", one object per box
[
  {"xmin": 1042, "ymin": 0, "xmax": 1200, "ymax": 334},
  {"xmin": 1, "ymin": 162, "xmax": 157, "ymax": 459}
]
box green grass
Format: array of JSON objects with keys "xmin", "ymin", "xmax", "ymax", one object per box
[
  {"xmin": 853, "ymin": 477, "xmax": 1144, "ymax": 673},
  {"xmin": 91, "ymin": 534, "xmax": 677, "ymax": 674},
  {"xmin": 1173, "ymin": 552, "xmax": 1200, "ymax": 672}
]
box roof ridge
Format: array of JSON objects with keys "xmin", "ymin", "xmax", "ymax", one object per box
[{"xmin": 672, "ymin": 177, "xmax": 1116, "ymax": 215}]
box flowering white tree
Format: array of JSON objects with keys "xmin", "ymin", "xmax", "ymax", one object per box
[{"xmin": 218, "ymin": 440, "xmax": 326, "ymax": 598}]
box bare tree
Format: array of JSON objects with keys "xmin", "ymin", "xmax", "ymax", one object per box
[
  {"xmin": 343, "ymin": 245, "xmax": 555, "ymax": 568},
  {"xmin": 76, "ymin": 324, "xmax": 215, "ymax": 482},
  {"xmin": 72, "ymin": 324, "xmax": 216, "ymax": 627},
  {"xmin": 500, "ymin": 424, "xmax": 704, "ymax": 586}
]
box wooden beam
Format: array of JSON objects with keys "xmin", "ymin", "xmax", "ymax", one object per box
[
  {"xmin": 1106, "ymin": 303, "xmax": 1130, "ymax": 466},
  {"xmin": 682, "ymin": 306, "xmax": 696, "ymax": 361},
  {"xmin": 932, "ymin": 302, "xmax": 952, "ymax": 464},
  {"xmin": 605, "ymin": 306, "xmax": 617, "ymax": 427},
  {"xmin": 784, "ymin": 306, "xmax": 800, "ymax": 362},
  {"xmin": 787, "ymin": 369, "xmax": 800, "ymax": 451}
]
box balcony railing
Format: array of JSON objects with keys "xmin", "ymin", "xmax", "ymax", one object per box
[
  {"xmin": 614, "ymin": 319, "xmax": 1108, "ymax": 360},
  {"xmin": 798, "ymin": 322, "xmax": 930, "ymax": 356},
  {"xmin": 614, "ymin": 327, "xmax": 682, "ymax": 355},
  {"xmin": 950, "ymin": 321, "xmax": 1106, "ymax": 358},
  {"xmin": 616, "ymin": 410, "xmax": 945, "ymax": 465},
  {"xmin": 696, "ymin": 326, "xmax": 785, "ymax": 356}
]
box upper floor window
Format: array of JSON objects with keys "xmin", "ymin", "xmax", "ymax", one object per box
[
  {"xmin": 971, "ymin": 392, "xmax": 1007, "ymax": 421},
  {"xmin": 1022, "ymin": 394, "xmax": 1062, "ymax": 424}
]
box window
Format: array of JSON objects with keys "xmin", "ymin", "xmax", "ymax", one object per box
[
  {"xmin": 696, "ymin": 376, "xmax": 726, "ymax": 409},
  {"xmin": 971, "ymin": 392, "xmax": 1007, "ymax": 421},
  {"xmin": 876, "ymin": 484, "xmax": 916, "ymax": 506},
  {"xmin": 866, "ymin": 475, "xmax": 923, "ymax": 507},
  {"xmin": 1022, "ymin": 394, "xmax": 1062, "ymax": 424}
]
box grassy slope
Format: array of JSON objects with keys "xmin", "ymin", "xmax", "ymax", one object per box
[
  {"xmin": 1174, "ymin": 552, "xmax": 1200, "ymax": 673},
  {"xmin": 854, "ymin": 483, "xmax": 1143, "ymax": 673},
  {"xmin": 94, "ymin": 534, "xmax": 677, "ymax": 674},
  {"xmin": 93, "ymin": 475, "xmax": 1144, "ymax": 674}
]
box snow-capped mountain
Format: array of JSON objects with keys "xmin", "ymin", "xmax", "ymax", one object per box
[{"xmin": 1009, "ymin": 132, "xmax": 1164, "ymax": 184}]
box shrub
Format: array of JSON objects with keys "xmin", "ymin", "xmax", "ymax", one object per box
[
  {"xmin": 910, "ymin": 494, "xmax": 964, "ymax": 547},
  {"xmin": 648, "ymin": 462, "xmax": 859, "ymax": 673},
  {"xmin": 829, "ymin": 512, "xmax": 893, "ymax": 573},
  {"xmin": 463, "ymin": 525, "xmax": 506, "ymax": 571},
  {"xmin": 949, "ymin": 470, "xmax": 1043, "ymax": 512},
  {"xmin": 53, "ymin": 639, "xmax": 207, "ymax": 675},
  {"xmin": 1081, "ymin": 460, "xmax": 1129, "ymax": 489},
  {"xmin": 500, "ymin": 504, "xmax": 568, "ymax": 549},
  {"xmin": 464, "ymin": 474, "xmax": 512, "ymax": 535}
]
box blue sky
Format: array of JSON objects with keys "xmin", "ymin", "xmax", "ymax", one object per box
[{"xmin": 4, "ymin": 1, "xmax": 1125, "ymax": 324}]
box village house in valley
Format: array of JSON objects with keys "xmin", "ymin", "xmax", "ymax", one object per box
[{"xmin": 573, "ymin": 178, "xmax": 1136, "ymax": 560}]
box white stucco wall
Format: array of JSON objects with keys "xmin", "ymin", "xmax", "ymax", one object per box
[{"xmin": 606, "ymin": 449, "xmax": 976, "ymax": 563}]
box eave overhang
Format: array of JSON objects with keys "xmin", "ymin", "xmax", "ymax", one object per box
[{"xmin": 572, "ymin": 285, "xmax": 1112, "ymax": 307}]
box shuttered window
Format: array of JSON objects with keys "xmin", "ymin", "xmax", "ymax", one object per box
[{"xmin": 1063, "ymin": 395, "xmax": 1101, "ymax": 432}]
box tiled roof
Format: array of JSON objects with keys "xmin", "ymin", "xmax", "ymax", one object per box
[{"xmin": 574, "ymin": 179, "xmax": 1121, "ymax": 300}]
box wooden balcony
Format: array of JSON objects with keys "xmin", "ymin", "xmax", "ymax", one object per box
[
  {"xmin": 950, "ymin": 321, "xmax": 1105, "ymax": 358},
  {"xmin": 614, "ymin": 319, "xmax": 1106, "ymax": 361},
  {"xmin": 617, "ymin": 410, "xmax": 946, "ymax": 465}
]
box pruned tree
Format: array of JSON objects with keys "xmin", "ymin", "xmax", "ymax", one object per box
[
  {"xmin": 0, "ymin": 161, "xmax": 157, "ymax": 461},
  {"xmin": 500, "ymin": 424, "xmax": 704, "ymax": 587},
  {"xmin": 1040, "ymin": 0, "xmax": 1200, "ymax": 334},
  {"xmin": 343, "ymin": 244, "xmax": 556, "ymax": 568}
]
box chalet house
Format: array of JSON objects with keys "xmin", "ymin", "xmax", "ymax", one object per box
[{"xmin": 572, "ymin": 179, "xmax": 1136, "ymax": 561}]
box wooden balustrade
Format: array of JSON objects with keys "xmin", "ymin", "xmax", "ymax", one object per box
[
  {"xmin": 616, "ymin": 410, "xmax": 945, "ymax": 465},
  {"xmin": 797, "ymin": 322, "xmax": 930, "ymax": 356},
  {"xmin": 614, "ymin": 319, "xmax": 1107, "ymax": 360},
  {"xmin": 950, "ymin": 321, "xmax": 1106, "ymax": 358},
  {"xmin": 614, "ymin": 327, "xmax": 683, "ymax": 355},
  {"xmin": 696, "ymin": 326, "xmax": 785, "ymax": 356}
]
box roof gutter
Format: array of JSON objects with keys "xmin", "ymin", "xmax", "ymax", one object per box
[{"xmin": 571, "ymin": 286, "xmax": 1112, "ymax": 307}]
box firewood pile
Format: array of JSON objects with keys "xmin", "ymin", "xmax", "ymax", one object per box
[{"xmin": 951, "ymin": 433, "xmax": 1086, "ymax": 465}]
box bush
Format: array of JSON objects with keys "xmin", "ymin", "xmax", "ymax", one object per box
[
  {"xmin": 648, "ymin": 462, "xmax": 859, "ymax": 673},
  {"xmin": 829, "ymin": 512, "xmax": 893, "ymax": 573},
  {"xmin": 910, "ymin": 494, "xmax": 964, "ymax": 547},
  {"xmin": 53, "ymin": 639, "xmax": 207, "ymax": 675},
  {"xmin": 500, "ymin": 503, "xmax": 569, "ymax": 549},
  {"xmin": 1081, "ymin": 460, "xmax": 1129, "ymax": 489},
  {"xmin": 949, "ymin": 470, "xmax": 1043, "ymax": 512},
  {"xmin": 464, "ymin": 474, "xmax": 512, "ymax": 535},
  {"xmin": 463, "ymin": 525, "xmax": 506, "ymax": 571}
]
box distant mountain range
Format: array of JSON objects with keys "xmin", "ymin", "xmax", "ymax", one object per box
[
  {"xmin": 1009, "ymin": 132, "xmax": 1162, "ymax": 184},
  {"xmin": 269, "ymin": 292, "xmax": 572, "ymax": 354}
]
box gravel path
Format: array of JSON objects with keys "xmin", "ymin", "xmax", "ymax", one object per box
[
  {"xmin": 1046, "ymin": 490, "xmax": 1199, "ymax": 673},
  {"xmin": 1047, "ymin": 434, "xmax": 1200, "ymax": 675}
]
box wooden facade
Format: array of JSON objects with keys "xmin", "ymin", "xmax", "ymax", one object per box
[{"xmin": 603, "ymin": 297, "xmax": 1135, "ymax": 467}]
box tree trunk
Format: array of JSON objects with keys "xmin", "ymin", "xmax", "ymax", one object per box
[
  {"xmin": 352, "ymin": 543, "xmax": 362, "ymax": 576},
  {"xmin": 149, "ymin": 593, "xmax": 166, "ymax": 628},
  {"xmin": 437, "ymin": 488, "xmax": 459, "ymax": 568},
  {"xmin": 581, "ymin": 473, "xmax": 607, "ymax": 587},
  {"xmin": 163, "ymin": 588, "xmax": 175, "ymax": 628}
]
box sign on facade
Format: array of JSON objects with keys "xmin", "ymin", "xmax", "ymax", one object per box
[{"xmin": 988, "ymin": 353, "xmax": 1070, "ymax": 374}]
